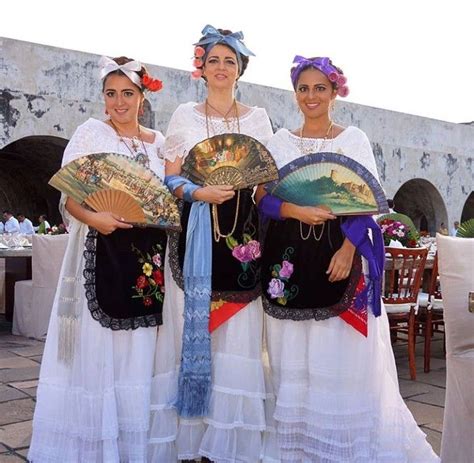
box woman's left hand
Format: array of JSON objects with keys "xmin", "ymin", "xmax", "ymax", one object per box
[{"xmin": 326, "ymin": 238, "xmax": 356, "ymax": 282}]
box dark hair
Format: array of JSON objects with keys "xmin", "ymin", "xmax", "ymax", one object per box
[
  {"xmin": 17, "ymin": 212, "xmax": 25, "ymax": 217},
  {"xmin": 197, "ymin": 29, "xmax": 249, "ymax": 79},
  {"xmin": 387, "ymin": 199, "xmax": 394, "ymax": 209},
  {"xmin": 3, "ymin": 210, "xmax": 12, "ymax": 215},
  {"xmin": 290, "ymin": 57, "xmax": 344, "ymax": 91},
  {"xmin": 39, "ymin": 214, "xmax": 48, "ymax": 220},
  {"xmin": 102, "ymin": 56, "xmax": 148, "ymax": 92}
]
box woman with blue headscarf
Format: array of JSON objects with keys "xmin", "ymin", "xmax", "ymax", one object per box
[{"xmin": 148, "ymin": 26, "xmax": 275, "ymax": 462}]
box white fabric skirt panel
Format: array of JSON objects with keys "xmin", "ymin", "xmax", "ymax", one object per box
[
  {"xmin": 265, "ymin": 307, "xmax": 440, "ymax": 463},
  {"xmin": 28, "ymin": 249, "xmax": 157, "ymax": 463},
  {"xmin": 148, "ymin": 250, "xmax": 275, "ymax": 462}
]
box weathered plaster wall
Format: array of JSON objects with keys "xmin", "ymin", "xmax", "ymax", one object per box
[{"xmin": 1, "ymin": 37, "xmax": 473, "ymax": 230}]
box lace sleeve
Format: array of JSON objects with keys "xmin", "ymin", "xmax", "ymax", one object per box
[
  {"xmin": 59, "ymin": 121, "xmax": 96, "ymax": 223},
  {"xmin": 250, "ymin": 108, "xmax": 274, "ymax": 145},
  {"xmin": 61, "ymin": 121, "xmax": 95, "ymax": 166},
  {"xmin": 163, "ymin": 105, "xmax": 192, "ymax": 162},
  {"xmin": 352, "ymin": 129, "xmax": 380, "ymax": 182}
]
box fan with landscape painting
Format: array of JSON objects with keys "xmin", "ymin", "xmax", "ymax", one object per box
[
  {"xmin": 49, "ymin": 152, "xmax": 181, "ymax": 230},
  {"xmin": 181, "ymin": 133, "xmax": 278, "ymax": 188},
  {"xmin": 265, "ymin": 152, "xmax": 389, "ymax": 215}
]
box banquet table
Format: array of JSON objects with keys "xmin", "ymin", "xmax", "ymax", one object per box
[{"xmin": 0, "ymin": 247, "xmax": 33, "ymax": 321}]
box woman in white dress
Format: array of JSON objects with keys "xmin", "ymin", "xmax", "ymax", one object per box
[
  {"xmin": 256, "ymin": 56, "xmax": 440, "ymax": 462},
  {"xmin": 148, "ymin": 26, "xmax": 275, "ymax": 462},
  {"xmin": 29, "ymin": 56, "xmax": 166, "ymax": 463}
]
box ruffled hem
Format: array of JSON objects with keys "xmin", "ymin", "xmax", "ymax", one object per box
[
  {"xmin": 32, "ymin": 381, "xmax": 151, "ymax": 439},
  {"xmin": 29, "ymin": 428, "xmax": 149, "ymax": 463}
]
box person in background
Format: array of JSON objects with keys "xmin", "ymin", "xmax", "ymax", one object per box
[
  {"xmin": 438, "ymin": 222, "xmax": 449, "ymax": 235},
  {"xmin": 17, "ymin": 213, "xmax": 35, "ymax": 235},
  {"xmin": 2, "ymin": 210, "xmax": 20, "ymax": 233},
  {"xmin": 387, "ymin": 198, "xmax": 396, "ymax": 213},
  {"xmin": 451, "ymin": 220, "xmax": 460, "ymax": 236},
  {"xmin": 36, "ymin": 214, "xmax": 51, "ymax": 234}
]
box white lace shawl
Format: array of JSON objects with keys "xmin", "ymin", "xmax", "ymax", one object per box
[
  {"xmin": 163, "ymin": 101, "xmax": 274, "ymax": 162},
  {"xmin": 267, "ymin": 127, "xmax": 380, "ymax": 181}
]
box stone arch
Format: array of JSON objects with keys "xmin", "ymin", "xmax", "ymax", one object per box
[
  {"xmin": 0, "ymin": 135, "xmax": 68, "ymax": 226},
  {"xmin": 393, "ymin": 179, "xmax": 447, "ymax": 235},
  {"xmin": 461, "ymin": 191, "xmax": 474, "ymax": 222}
]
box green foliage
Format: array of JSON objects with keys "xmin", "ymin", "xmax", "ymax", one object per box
[
  {"xmin": 376, "ymin": 212, "xmax": 420, "ymax": 242},
  {"xmin": 456, "ymin": 218, "xmax": 474, "ymax": 238}
]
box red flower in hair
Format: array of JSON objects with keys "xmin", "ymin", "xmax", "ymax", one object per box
[{"xmin": 141, "ymin": 74, "xmax": 163, "ymax": 92}]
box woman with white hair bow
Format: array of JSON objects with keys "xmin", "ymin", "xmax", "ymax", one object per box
[{"xmin": 29, "ymin": 56, "xmax": 165, "ymax": 462}]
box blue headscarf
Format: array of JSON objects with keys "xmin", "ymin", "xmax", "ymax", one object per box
[{"xmin": 194, "ymin": 25, "xmax": 255, "ymax": 75}]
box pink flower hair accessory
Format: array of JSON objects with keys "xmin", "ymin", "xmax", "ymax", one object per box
[
  {"xmin": 290, "ymin": 55, "xmax": 350, "ymax": 98},
  {"xmin": 191, "ymin": 46, "xmax": 206, "ymax": 80}
]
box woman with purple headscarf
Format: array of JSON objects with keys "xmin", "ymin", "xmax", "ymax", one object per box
[{"xmin": 256, "ymin": 56, "xmax": 439, "ymax": 462}]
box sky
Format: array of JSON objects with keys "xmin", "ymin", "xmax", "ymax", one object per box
[{"xmin": 2, "ymin": 0, "xmax": 472, "ymax": 124}]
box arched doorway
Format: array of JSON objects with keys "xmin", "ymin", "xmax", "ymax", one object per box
[
  {"xmin": 461, "ymin": 191, "xmax": 474, "ymax": 222},
  {"xmin": 393, "ymin": 179, "xmax": 447, "ymax": 235},
  {"xmin": 0, "ymin": 136, "xmax": 68, "ymax": 226}
]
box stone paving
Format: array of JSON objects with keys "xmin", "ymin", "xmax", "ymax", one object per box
[{"xmin": 0, "ymin": 316, "xmax": 444, "ymax": 461}]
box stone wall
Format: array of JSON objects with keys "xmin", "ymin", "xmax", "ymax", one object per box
[{"xmin": 1, "ymin": 37, "xmax": 473, "ymax": 232}]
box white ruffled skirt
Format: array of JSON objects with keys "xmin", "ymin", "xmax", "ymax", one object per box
[
  {"xmin": 28, "ymin": 230, "xmax": 157, "ymax": 463},
  {"xmin": 265, "ymin": 306, "xmax": 440, "ymax": 462},
  {"xmin": 148, "ymin": 250, "xmax": 276, "ymax": 462}
]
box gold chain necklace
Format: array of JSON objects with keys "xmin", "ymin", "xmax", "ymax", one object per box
[
  {"xmin": 204, "ymin": 99, "xmax": 241, "ymax": 242},
  {"xmin": 299, "ymin": 121, "xmax": 334, "ymax": 155},
  {"xmin": 205, "ymin": 99, "xmax": 240, "ymax": 136},
  {"xmin": 109, "ymin": 119, "xmax": 150, "ymax": 167},
  {"xmin": 299, "ymin": 222, "xmax": 325, "ymax": 241},
  {"xmin": 297, "ymin": 121, "xmax": 333, "ymax": 240}
]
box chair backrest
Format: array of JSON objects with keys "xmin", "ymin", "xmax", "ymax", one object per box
[
  {"xmin": 383, "ymin": 247, "xmax": 428, "ymax": 304},
  {"xmin": 32, "ymin": 234, "xmax": 69, "ymax": 288}
]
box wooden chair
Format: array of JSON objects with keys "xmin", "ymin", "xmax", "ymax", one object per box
[
  {"xmin": 383, "ymin": 247, "xmax": 428, "ymax": 380},
  {"xmin": 417, "ymin": 253, "xmax": 444, "ymax": 372}
]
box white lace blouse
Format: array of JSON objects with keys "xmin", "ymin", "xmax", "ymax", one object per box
[
  {"xmin": 60, "ymin": 118, "xmax": 165, "ymax": 222},
  {"xmin": 267, "ymin": 127, "xmax": 380, "ymax": 181},
  {"xmin": 163, "ymin": 102, "xmax": 273, "ymax": 162}
]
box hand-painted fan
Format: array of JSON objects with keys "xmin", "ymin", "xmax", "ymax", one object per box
[
  {"xmin": 182, "ymin": 133, "xmax": 278, "ymax": 188},
  {"xmin": 49, "ymin": 152, "xmax": 181, "ymax": 230},
  {"xmin": 266, "ymin": 152, "xmax": 389, "ymax": 215}
]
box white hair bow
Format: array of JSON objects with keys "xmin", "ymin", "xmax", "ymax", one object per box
[{"xmin": 98, "ymin": 56, "xmax": 143, "ymax": 87}]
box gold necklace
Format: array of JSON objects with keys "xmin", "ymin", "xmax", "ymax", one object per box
[
  {"xmin": 299, "ymin": 222, "xmax": 325, "ymax": 241},
  {"xmin": 204, "ymin": 99, "xmax": 241, "ymax": 242},
  {"xmin": 299, "ymin": 121, "xmax": 334, "ymax": 155},
  {"xmin": 297, "ymin": 121, "xmax": 333, "ymax": 241},
  {"xmin": 109, "ymin": 119, "xmax": 150, "ymax": 167},
  {"xmin": 205, "ymin": 99, "xmax": 240, "ymax": 135},
  {"xmin": 211, "ymin": 191, "xmax": 241, "ymax": 242}
]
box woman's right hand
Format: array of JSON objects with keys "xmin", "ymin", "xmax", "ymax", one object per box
[
  {"xmin": 283, "ymin": 204, "xmax": 336, "ymax": 226},
  {"xmin": 90, "ymin": 212, "xmax": 133, "ymax": 235},
  {"xmin": 193, "ymin": 185, "xmax": 235, "ymax": 204}
]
